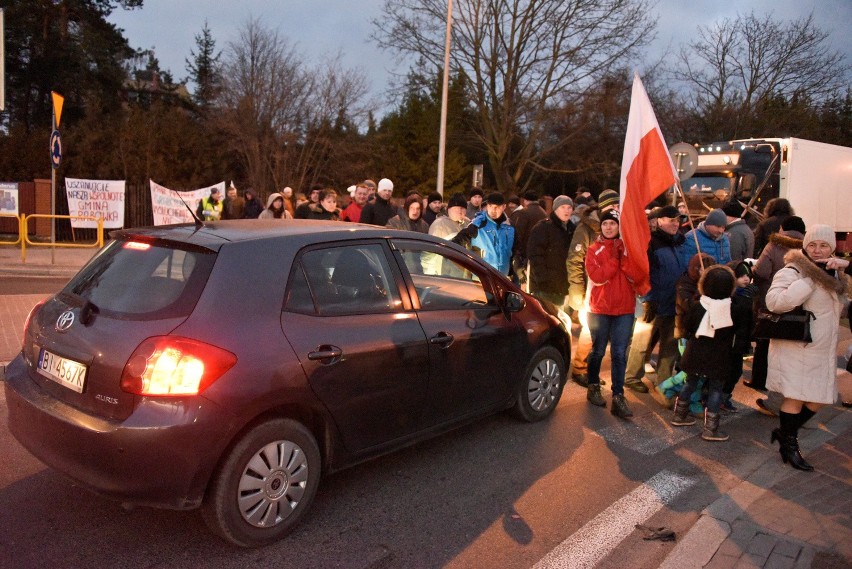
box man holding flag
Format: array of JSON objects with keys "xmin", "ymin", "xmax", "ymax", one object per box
[{"xmin": 617, "ymin": 73, "xmax": 685, "ymax": 392}]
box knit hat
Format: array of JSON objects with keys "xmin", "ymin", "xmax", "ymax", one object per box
[
  {"xmin": 552, "ymin": 195, "xmax": 574, "ymax": 211},
  {"xmin": 485, "ymin": 192, "xmax": 505, "ymax": 205},
  {"xmin": 704, "ymin": 209, "xmax": 727, "ymax": 227},
  {"xmin": 377, "ymin": 178, "xmax": 394, "ymax": 192},
  {"xmin": 722, "ymin": 201, "xmax": 745, "ymax": 218},
  {"xmin": 698, "ymin": 264, "xmax": 735, "ymax": 300},
  {"xmin": 803, "ymin": 224, "xmax": 836, "ymax": 251},
  {"xmin": 427, "ymin": 191, "xmax": 443, "ymax": 204},
  {"xmin": 599, "ymin": 209, "xmax": 620, "ymax": 225},
  {"xmin": 597, "ymin": 189, "xmax": 619, "ymax": 210},
  {"xmin": 727, "ymin": 260, "xmax": 753, "ymax": 280},
  {"xmin": 522, "ymin": 190, "xmax": 539, "ymax": 202},
  {"xmin": 656, "ymin": 205, "xmax": 680, "ymax": 219},
  {"xmin": 447, "ymin": 193, "xmax": 467, "ymax": 209},
  {"xmin": 469, "ymin": 188, "xmax": 484, "ymax": 198},
  {"xmin": 781, "ymin": 215, "xmax": 806, "ymax": 234}
]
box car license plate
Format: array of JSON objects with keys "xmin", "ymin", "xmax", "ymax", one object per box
[{"xmin": 37, "ymin": 348, "xmax": 87, "ymax": 393}]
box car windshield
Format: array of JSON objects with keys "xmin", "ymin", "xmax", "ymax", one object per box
[
  {"xmin": 62, "ymin": 239, "xmax": 215, "ymax": 319},
  {"xmin": 682, "ymin": 176, "xmax": 733, "ymax": 195}
]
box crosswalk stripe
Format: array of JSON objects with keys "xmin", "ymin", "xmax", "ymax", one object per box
[{"xmin": 532, "ymin": 470, "xmax": 696, "ymax": 569}]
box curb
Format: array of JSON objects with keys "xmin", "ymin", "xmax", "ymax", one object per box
[
  {"xmin": 0, "ymin": 266, "xmax": 82, "ymax": 278},
  {"xmin": 659, "ymin": 408, "xmax": 852, "ymax": 569}
]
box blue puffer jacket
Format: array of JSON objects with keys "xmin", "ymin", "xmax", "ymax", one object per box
[
  {"xmin": 647, "ymin": 229, "xmax": 687, "ymax": 317},
  {"xmin": 471, "ymin": 211, "xmax": 515, "ymax": 275},
  {"xmin": 679, "ymin": 223, "xmax": 731, "ymax": 269}
]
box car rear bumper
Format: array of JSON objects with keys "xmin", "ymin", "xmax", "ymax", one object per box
[{"xmin": 4, "ymin": 356, "xmax": 237, "ymax": 510}]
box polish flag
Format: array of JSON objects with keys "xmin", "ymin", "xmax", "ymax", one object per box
[{"xmin": 619, "ymin": 73, "xmax": 678, "ymax": 295}]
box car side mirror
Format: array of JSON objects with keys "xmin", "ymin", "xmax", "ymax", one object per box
[{"xmin": 504, "ymin": 291, "xmax": 525, "ymax": 313}]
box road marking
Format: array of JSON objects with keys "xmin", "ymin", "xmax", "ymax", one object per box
[{"xmin": 532, "ymin": 470, "xmax": 696, "ymax": 569}]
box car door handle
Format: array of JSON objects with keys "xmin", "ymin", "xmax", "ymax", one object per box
[
  {"xmin": 429, "ymin": 333, "xmax": 454, "ymax": 348},
  {"xmin": 308, "ymin": 345, "xmax": 343, "ymax": 363}
]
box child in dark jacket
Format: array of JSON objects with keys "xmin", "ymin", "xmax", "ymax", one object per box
[
  {"xmin": 670, "ymin": 264, "xmax": 751, "ymax": 441},
  {"xmin": 721, "ymin": 260, "xmax": 757, "ymax": 412}
]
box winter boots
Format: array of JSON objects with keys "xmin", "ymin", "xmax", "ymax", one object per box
[
  {"xmin": 776, "ymin": 410, "xmax": 815, "ymax": 471},
  {"xmin": 611, "ymin": 394, "xmax": 633, "ymax": 418},
  {"xmin": 670, "ymin": 397, "xmax": 696, "ymax": 426},
  {"xmin": 587, "ymin": 384, "xmax": 606, "ymax": 407},
  {"xmin": 701, "ymin": 411, "xmax": 729, "ymax": 441}
]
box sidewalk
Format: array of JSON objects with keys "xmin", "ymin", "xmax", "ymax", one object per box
[
  {"xmin": 661, "ymin": 407, "xmax": 852, "ymax": 569},
  {"xmin": 0, "ymin": 242, "xmax": 99, "ymax": 278}
]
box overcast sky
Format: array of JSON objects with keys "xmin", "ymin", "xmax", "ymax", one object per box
[{"xmin": 109, "ymin": 0, "xmax": 852, "ymax": 115}]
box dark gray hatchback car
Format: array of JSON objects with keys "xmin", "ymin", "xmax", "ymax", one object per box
[{"xmin": 5, "ymin": 220, "xmax": 570, "ymax": 547}]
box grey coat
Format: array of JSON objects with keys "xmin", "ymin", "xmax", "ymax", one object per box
[{"xmin": 725, "ymin": 219, "xmax": 755, "ymax": 261}]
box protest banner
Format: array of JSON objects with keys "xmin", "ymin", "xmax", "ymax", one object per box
[
  {"xmin": 150, "ymin": 180, "xmax": 225, "ymax": 226},
  {"xmin": 64, "ymin": 178, "xmax": 126, "ymax": 228}
]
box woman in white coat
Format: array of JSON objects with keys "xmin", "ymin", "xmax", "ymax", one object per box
[{"xmin": 765, "ymin": 224, "xmax": 849, "ymax": 471}]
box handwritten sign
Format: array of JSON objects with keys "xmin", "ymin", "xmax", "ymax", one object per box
[
  {"xmin": 150, "ymin": 180, "xmax": 225, "ymax": 226},
  {"xmin": 64, "ymin": 178, "xmax": 125, "ymax": 228}
]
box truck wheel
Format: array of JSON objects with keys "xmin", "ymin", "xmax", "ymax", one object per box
[
  {"xmin": 512, "ymin": 346, "xmax": 565, "ymax": 422},
  {"xmin": 202, "ymin": 418, "xmax": 321, "ymax": 547}
]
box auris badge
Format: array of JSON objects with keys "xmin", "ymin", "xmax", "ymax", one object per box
[{"xmin": 56, "ymin": 311, "xmax": 75, "ymax": 332}]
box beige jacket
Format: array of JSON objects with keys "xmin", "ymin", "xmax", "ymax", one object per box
[{"xmin": 766, "ymin": 250, "xmax": 849, "ymax": 404}]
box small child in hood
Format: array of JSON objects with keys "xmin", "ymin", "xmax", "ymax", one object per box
[
  {"xmin": 670, "ymin": 264, "xmax": 751, "ymax": 441},
  {"xmin": 720, "ymin": 260, "xmax": 757, "ymax": 412}
]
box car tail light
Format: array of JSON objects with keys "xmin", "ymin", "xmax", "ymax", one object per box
[{"xmin": 121, "ymin": 336, "xmax": 237, "ymax": 396}]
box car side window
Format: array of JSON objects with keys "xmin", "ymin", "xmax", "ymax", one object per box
[
  {"xmin": 287, "ymin": 244, "xmax": 402, "ymax": 316},
  {"xmin": 395, "ymin": 244, "xmax": 494, "ymax": 310}
]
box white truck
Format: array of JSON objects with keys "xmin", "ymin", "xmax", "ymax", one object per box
[{"xmin": 676, "ymin": 137, "xmax": 852, "ymax": 246}]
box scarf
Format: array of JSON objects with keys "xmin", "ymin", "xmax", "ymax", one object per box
[{"xmin": 696, "ymin": 296, "xmax": 733, "ymax": 338}]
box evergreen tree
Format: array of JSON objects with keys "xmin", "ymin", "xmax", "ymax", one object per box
[{"xmin": 185, "ymin": 22, "xmax": 222, "ymax": 114}]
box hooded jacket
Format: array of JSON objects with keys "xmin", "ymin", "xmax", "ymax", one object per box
[
  {"xmin": 766, "ymin": 249, "xmax": 850, "ymax": 404},
  {"xmin": 258, "ymin": 193, "xmax": 293, "ymax": 220}
]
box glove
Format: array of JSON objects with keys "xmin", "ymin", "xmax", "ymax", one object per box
[
  {"xmin": 642, "ymin": 301, "xmax": 657, "ymax": 323},
  {"xmin": 742, "ymin": 283, "xmax": 759, "ymax": 298}
]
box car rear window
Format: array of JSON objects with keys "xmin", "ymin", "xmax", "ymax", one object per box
[{"xmin": 62, "ymin": 239, "xmax": 215, "ymax": 319}]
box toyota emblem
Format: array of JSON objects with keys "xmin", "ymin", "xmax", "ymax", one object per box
[{"xmin": 56, "ymin": 311, "xmax": 75, "ymax": 332}]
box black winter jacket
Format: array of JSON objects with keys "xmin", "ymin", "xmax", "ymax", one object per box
[{"xmin": 527, "ymin": 213, "xmax": 576, "ymax": 295}]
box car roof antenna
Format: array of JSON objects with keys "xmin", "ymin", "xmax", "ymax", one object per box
[{"xmin": 172, "ymin": 190, "xmax": 205, "ymax": 228}]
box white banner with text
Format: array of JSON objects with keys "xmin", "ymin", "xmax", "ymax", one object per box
[
  {"xmin": 150, "ymin": 180, "xmax": 225, "ymax": 226},
  {"xmin": 65, "ymin": 178, "xmax": 125, "ymax": 228}
]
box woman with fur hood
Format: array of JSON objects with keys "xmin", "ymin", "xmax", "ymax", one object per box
[
  {"xmin": 765, "ymin": 224, "xmax": 850, "ymax": 470},
  {"xmin": 306, "ymin": 189, "xmax": 341, "ymax": 221}
]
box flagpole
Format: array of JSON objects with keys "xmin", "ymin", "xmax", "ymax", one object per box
[{"xmin": 672, "ymin": 180, "xmax": 707, "ymax": 272}]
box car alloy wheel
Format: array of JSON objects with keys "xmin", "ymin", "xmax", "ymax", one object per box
[{"xmin": 238, "ymin": 440, "xmax": 309, "ymax": 527}]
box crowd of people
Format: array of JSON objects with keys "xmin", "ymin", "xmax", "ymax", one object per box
[{"xmin": 199, "ymin": 181, "xmax": 850, "ymax": 471}]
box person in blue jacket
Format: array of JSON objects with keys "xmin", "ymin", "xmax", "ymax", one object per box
[
  {"xmin": 457, "ymin": 192, "xmax": 515, "ymax": 275},
  {"xmin": 679, "ymin": 209, "xmax": 732, "ymax": 267}
]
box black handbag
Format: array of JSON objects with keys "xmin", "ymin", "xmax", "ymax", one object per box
[{"xmin": 752, "ymin": 306, "xmax": 815, "ymax": 343}]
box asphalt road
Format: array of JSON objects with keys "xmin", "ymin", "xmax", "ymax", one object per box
[
  {"xmin": 0, "ymin": 277, "xmax": 829, "ymax": 567},
  {"xmin": 0, "ymin": 373, "xmax": 787, "ymax": 569}
]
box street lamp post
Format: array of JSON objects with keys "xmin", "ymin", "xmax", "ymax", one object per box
[{"xmin": 436, "ymin": 0, "xmax": 453, "ymax": 197}]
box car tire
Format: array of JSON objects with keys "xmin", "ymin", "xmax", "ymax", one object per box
[
  {"xmin": 512, "ymin": 346, "xmax": 565, "ymax": 422},
  {"xmin": 201, "ymin": 418, "xmax": 321, "ymax": 547}
]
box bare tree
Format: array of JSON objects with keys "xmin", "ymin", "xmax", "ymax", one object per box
[
  {"xmin": 675, "ymin": 12, "xmax": 849, "ymax": 138},
  {"xmin": 374, "ymin": 0, "xmax": 656, "ymax": 193}
]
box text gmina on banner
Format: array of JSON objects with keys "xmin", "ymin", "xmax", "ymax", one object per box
[
  {"xmin": 65, "ymin": 178, "xmax": 126, "ymax": 228},
  {"xmin": 150, "ymin": 180, "xmax": 225, "ymax": 226}
]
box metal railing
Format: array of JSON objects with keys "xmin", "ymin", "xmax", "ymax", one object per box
[{"xmin": 0, "ymin": 213, "xmax": 104, "ymax": 262}]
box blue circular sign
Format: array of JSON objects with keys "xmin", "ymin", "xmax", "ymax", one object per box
[{"xmin": 50, "ymin": 130, "xmax": 62, "ymax": 169}]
